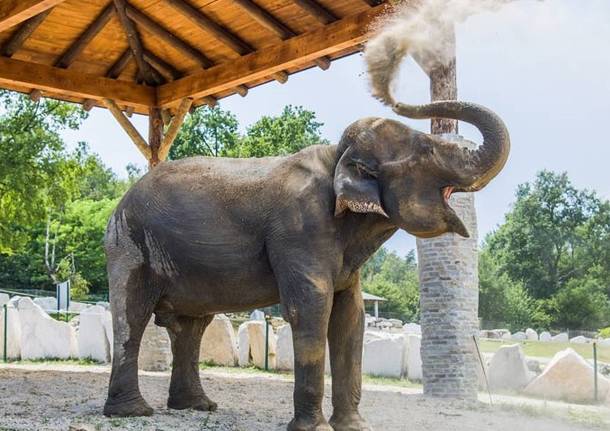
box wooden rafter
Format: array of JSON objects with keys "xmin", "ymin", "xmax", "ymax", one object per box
[
  {"xmin": 0, "ymin": 56, "xmax": 155, "ymax": 108},
  {"xmin": 0, "ymin": 0, "xmax": 65, "ymax": 32},
  {"xmin": 55, "ymin": 3, "xmax": 115, "ymax": 68},
  {"xmin": 0, "ymin": 9, "xmax": 51, "ymax": 57},
  {"xmin": 157, "ymin": 4, "xmax": 387, "ymax": 106},
  {"xmin": 164, "ymin": 0, "xmax": 289, "ymax": 85},
  {"xmin": 165, "ymin": 0, "xmax": 252, "ymax": 55},
  {"xmin": 292, "ymin": 0, "xmax": 337, "ymax": 25},
  {"xmin": 125, "ymin": 4, "xmax": 213, "ymax": 69},
  {"xmin": 232, "ymin": 0, "xmax": 332, "ymax": 71},
  {"xmin": 81, "ymin": 49, "xmax": 134, "ymax": 111},
  {"xmin": 143, "ymin": 50, "xmax": 181, "ymax": 81},
  {"xmin": 113, "ymin": 0, "xmax": 159, "ymax": 85}
]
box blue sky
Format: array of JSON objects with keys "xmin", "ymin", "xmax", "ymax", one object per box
[{"xmin": 60, "ymin": 0, "xmax": 610, "ymax": 256}]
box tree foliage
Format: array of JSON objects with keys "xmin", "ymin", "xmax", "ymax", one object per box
[
  {"xmin": 481, "ymin": 170, "xmax": 610, "ymax": 330},
  {"xmin": 0, "ymin": 91, "xmax": 88, "ymax": 252},
  {"xmin": 168, "ymin": 105, "xmax": 328, "ymax": 160},
  {"xmin": 361, "ymin": 248, "xmax": 420, "ymax": 321}
]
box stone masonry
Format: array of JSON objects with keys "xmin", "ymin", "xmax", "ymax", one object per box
[{"xmin": 416, "ymin": 135, "xmax": 480, "ymax": 400}]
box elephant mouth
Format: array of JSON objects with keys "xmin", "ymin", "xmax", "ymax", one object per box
[{"xmin": 441, "ymin": 186, "xmax": 454, "ymax": 204}]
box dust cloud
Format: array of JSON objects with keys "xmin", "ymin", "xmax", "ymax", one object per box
[{"xmin": 364, "ymin": 0, "xmax": 509, "ymax": 106}]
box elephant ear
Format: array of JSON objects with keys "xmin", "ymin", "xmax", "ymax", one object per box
[{"xmin": 333, "ymin": 147, "xmax": 388, "ymax": 218}]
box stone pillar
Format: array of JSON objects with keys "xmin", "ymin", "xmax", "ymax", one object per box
[{"xmin": 416, "ymin": 27, "xmax": 480, "ymax": 400}]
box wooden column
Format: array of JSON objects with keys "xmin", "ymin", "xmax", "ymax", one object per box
[{"xmin": 148, "ymin": 107, "xmax": 164, "ymax": 168}]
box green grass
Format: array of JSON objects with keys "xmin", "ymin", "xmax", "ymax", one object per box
[
  {"xmin": 199, "ymin": 362, "xmax": 421, "ymax": 388},
  {"xmin": 479, "ymin": 339, "xmax": 610, "ymax": 363},
  {"xmin": 6, "ymin": 357, "xmax": 101, "ymax": 366}
]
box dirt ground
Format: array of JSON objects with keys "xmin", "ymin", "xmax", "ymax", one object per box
[{"xmin": 0, "ymin": 364, "xmax": 608, "ymax": 431}]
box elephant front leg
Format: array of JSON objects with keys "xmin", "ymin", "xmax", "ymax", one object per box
[
  {"xmin": 328, "ymin": 285, "xmax": 371, "ymax": 431},
  {"xmin": 277, "ymin": 275, "xmax": 333, "ymax": 431}
]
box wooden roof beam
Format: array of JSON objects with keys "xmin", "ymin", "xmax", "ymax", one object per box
[
  {"xmin": 232, "ymin": 0, "xmax": 331, "ymax": 71},
  {"xmin": 125, "ymin": 4, "xmax": 213, "ymax": 69},
  {"xmin": 113, "ymin": 0, "xmax": 159, "ymax": 85},
  {"xmin": 157, "ymin": 4, "xmax": 388, "ymax": 106},
  {"xmin": 55, "ymin": 3, "xmax": 115, "ymax": 68},
  {"xmin": 0, "ymin": 56, "xmax": 155, "ymax": 109},
  {"xmin": 292, "ymin": 0, "xmax": 337, "ymax": 25},
  {"xmin": 143, "ymin": 49, "xmax": 182, "ymax": 81},
  {"xmin": 0, "ymin": 9, "xmax": 51, "ymax": 57},
  {"xmin": 164, "ymin": 0, "xmax": 252, "ymax": 55},
  {"xmin": 0, "ymin": 0, "xmax": 65, "ymax": 32},
  {"xmin": 163, "ymin": 0, "xmax": 288, "ymax": 85}
]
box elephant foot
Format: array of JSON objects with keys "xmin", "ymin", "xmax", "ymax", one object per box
[
  {"xmin": 104, "ymin": 394, "xmax": 153, "ymax": 417},
  {"xmin": 288, "ymin": 415, "xmax": 333, "ymax": 431},
  {"xmin": 167, "ymin": 394, "xmax": 217, "ymax": 412},
  {"xmin": 329, "ymin": 411, "xmax": 372, "ymax": 431}
]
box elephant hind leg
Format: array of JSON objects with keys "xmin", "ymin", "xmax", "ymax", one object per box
[
  {"xmin": 167, "ymin": 314, "xmax": 217, "ymax": 411},
  {"xmin": 104, "ymin": 268, "xmax": 158, "ymax": 417}
]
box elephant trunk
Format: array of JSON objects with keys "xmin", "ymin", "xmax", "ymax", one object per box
[{"xmin": 393, "ymin": 101, "xmax": 510, "ymax": 192}]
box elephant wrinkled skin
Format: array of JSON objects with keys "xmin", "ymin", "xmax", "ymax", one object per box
[{"xmin": 103, "ymin": 100, "xmax": 509, "ymax": 431}]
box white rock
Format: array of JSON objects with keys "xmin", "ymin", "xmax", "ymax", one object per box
[
  {"xmin": 249, "ymin": 309, "xmax": 265, "ymax": 321},
  {"xmin": 77, "ymin": 305, "xmax": 110, "ymax": 362},
  {"xmin": 200, "ymin": 314, "xmax": 237, "ymax": 366},
  {"xmin": 551, "ymin": 332, "xmax": 569, "ymax": 343},
  {"xmin": 388, "ymin": 319, "xmax": 403, "ymax": 328},
  {"xmin": 362, "ymin": 333, "xmax": 407, "ymax": 378},
  {"xmin": 403, "ymin": 323, "xmax": 421, "ymax": 335},
  {"xmin": 0, "ymin": 293, "xmax": 10, "ymax": 306},
  {"xmin": 364, "ymin": 330, "xmax": 387, "ymax": 343},
  {"xmin": 17, "ymin": 297, "xmax": 77, "ymax": 360},
  {"xmin": 525, "ymin": 328, "xmax": 538, "ymax": 341},
  {"xmin": 488, "ymin": 344, "xmax": 535, "ymax": 392},
  {"xmin": 101, "ymin": 309, "xmax": 113, "ymax": 358},
  {"xmin": 599, "ymin": 338, "xmax": 610, "ymax": 347},
  {"xmin": 0, "ymin": 297, "xmax": 21, "ymax": 359},
  {"xmin": 276, "ymin": 324, "xmax": 294, "ymax": 371},
  {"xmin": 138, "ymin": 317, "xmax": 171, "ymax": 371},
  {"xmin": 539, "ymin": 331, "xmax": 552, "ymax": 342},
  {"xmin": 407, "ymin": 334, "xmax": 422, "ymax": 381},
  {"xmin": 501, "ymin": 332, "xmax": 512, "ymax": 340},
  {"xmin": 482, "ymin": 329, "xmax": 511, "ymax": 340},
  {"xmin": 570, "ymin": 335, "xmax": 589, "ymax": 344},
  {"xmin": 511, "ymin": 331, "xmax": 526, "ymax": 341},
  {"xmin": 247, "ymin": 320, "xmax": 276, "ymax": 369},
  {"xmin": 33, "ymin": 297, "xmax": 57, "ymax": 312},
  {"xmin": 69, "ymin": 302, "xmax": 89, "ymax": 312},
  {"xmin": 237, "ymin": 322, "xmax": 250, "ymax": 367},
  {"xmin": 524, "ymin": 348, "xmax": 610, "ymax": 403}
]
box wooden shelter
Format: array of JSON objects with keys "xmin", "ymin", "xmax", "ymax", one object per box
[{"xmin": 0, "ymin": 0, "xmax": 388, "ymax": 166}]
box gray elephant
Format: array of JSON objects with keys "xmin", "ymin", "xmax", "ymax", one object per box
[{"xmin": 103, "ymin": 100, "xmax": 509, "ymax": 430}]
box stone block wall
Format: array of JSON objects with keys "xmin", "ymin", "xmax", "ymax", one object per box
[{"xmin": 416, "ymin": 135, "xmax": 480, "ymax": 400}]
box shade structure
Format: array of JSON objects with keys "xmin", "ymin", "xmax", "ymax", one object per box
[{"xmin": 0, "ymin": 0, "xmax": 390, "ymax": 114}]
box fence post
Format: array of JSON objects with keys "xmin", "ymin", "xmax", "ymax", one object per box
[
  {"xmin": 264, "ymin": 314, "xmax": 270, "ymax": 371},
  {"xmin": 3, "ymin": 303, "xmax": 7, "ymax": 363},
  {"xmin": 593, "ymin": 341, "xmax": 598, "ymax": 402}
]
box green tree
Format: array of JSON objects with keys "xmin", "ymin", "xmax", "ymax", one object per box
[
  {"xmin": 361, "ymin": 248, "xmax": 419, "ymax": 321},
  {"xmin": 228, "ymin": 105, "xmax": 328, "ymax": 157},
  {"xmin": 168, "ymin": 106, "xmax": 239, "ymax": 159},
  {"xmin": 482, "ymin": 170, "xmax": 610, "ymax": 330},
  {"xmin": 0, "ymin": 92, "xmax": 88, "ymax": 252},
  {"xmin": 487, "ymin": 171, "xmax": 604, "ymax": 299}
]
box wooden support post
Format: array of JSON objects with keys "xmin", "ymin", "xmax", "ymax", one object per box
[
  {"xmin": 102, "ymin": 98, "xmax": 151, "ymax": 159},
  {"xmin": 29, "ymin": 89, "xmax": 43, "ymax": 102},
  {"xmin": 148, "ymin": 107, "xmax": 164, "ymax": 168},
  {"xmin": 158, "ymin": 98, "xmax": 192, "ymax": 161}
]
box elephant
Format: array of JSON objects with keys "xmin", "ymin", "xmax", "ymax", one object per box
[{"xmin": 103, "ymin": 99, "xmax": 509, "ymax": 431}]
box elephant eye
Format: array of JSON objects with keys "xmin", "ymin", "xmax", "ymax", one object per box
[{"xmin": 354, "ymin": 161, "xmax": 377, "ymax": 179}]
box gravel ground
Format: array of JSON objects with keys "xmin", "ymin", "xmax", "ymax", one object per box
[{"xmin": 0, "ymin": 364, "xmax": 608, "ymax": 431}]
